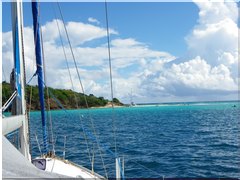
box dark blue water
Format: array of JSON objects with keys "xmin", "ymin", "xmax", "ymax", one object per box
[{"xmin": 29, "ymin": 101, "xmax": 240, "ymax": 178}]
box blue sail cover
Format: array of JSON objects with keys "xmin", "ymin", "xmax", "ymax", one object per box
[
  {"xmin": 14, "ymin": 19, "xmax": 22, "ymax": 113},
  {"xmin": 31, "ymin": 2, "xmax": 48, "ymax": 154}
]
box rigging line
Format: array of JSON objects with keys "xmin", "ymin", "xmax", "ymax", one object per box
[
  {"xmin": 56, "ymin": 2, "xmax": 88, "ymax": 107},
  {"xmin": 104, "ymin": 0, "xmax": 117, "ymax": 157},
  {"xmin": 52, "ymin": 3, "xmax": 92, "ymax": 165},
  {"xmin": 27, "ymin": 74, "xmax": 37, "ymax": 151},
  {"xmin": 40, "ymin": 22, "xmax": 55, "ymax": 153},
  {"xmin": 78, "ymin": 115, "xmax": 93, "ymax": 166},
  {"xmin": 28, "ymin": 83, "xmax": 33, "ymax": 119},
  {"xmin": 35, "ymin": 133, "xmax": 42, "ymax": 155},
  {"xmin": 56, "ymin": 2, "xmax": 108, "ymax": 179},
  {"xmin": 6, "ymin": 129, "xmax": 19, "ymax": 138},
  {"xmin": 52, "ymin": 5, "xmax": 78, "ymax": 108},
  {"xmin": 25, "ymin": 71, "xmax": 37, "ymax": 131},
  {"xmin": 26, "ymin": 72, "xmax": 37, "ymax": 85},
  {"xmin": 1, "ymin": 90, "xmax": 17, "ymax": 112}
]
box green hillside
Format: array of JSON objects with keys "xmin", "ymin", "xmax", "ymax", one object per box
[{"xmin": 1, "ymin": 81, "xmax": 123, "ymax": 111}]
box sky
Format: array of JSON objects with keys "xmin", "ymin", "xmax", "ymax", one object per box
[{"xmin": 2, "ymin": 1, "xmax": 239, "ymax": 103}]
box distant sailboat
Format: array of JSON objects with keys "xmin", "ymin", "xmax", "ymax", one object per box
[{"xmin": 129, "ymin": 89, "xmax": 136, "ymax": 107}]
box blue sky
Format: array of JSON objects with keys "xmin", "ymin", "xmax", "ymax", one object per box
[
  {"xmin": 2, "ymin": 2, "xmax": 239, "ymax": 103},
  {"xmin": 3, "ymin": 2, "xmax": 199, "ymax": 56}
]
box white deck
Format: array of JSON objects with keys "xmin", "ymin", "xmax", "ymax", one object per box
[
  {"xmin": 3, "ymin": 135, "xmax": 104, "ymax": 178},
  {"xmin": 41, "ymin": 157, "xmax": 104, "ymax": 178},
  {"xmin": 2, "ymin": 136, "xmax": 67, "ymax": 178}
]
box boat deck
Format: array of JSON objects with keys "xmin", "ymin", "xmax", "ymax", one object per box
[
  {"xmin": 3, "ymin": 136, "xmax": 105, "ymax": 179},
  {"xmin": 33, "ymin": 156, "xmax": 104, "ymax": 178},
  {"xmin": 2, "ymin": 136, "xmax": 67, "ymax": 178}
]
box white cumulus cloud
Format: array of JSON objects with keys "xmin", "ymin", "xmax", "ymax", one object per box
[
  {"xmin": 88, "ymin": 17, "xmax": 100, "ymax": 25},
  {"xmin": 119, "ymin": 1, "xmax": 239, "ymax": 102},
  {"xmin": 2, "ymin": 2, "xmax": 239, "ymax": 103},
  {"xmin": 186, "ymin": 2, "xmax": 238, "ymax": 69}
]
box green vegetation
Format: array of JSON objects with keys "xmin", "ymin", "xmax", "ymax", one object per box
[{"xmin": 1, "ymin": 81, "xmax": 123, "ymax": 111}]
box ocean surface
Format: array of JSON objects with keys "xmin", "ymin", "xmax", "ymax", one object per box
[{"xmin": 20, "ymin": 101, "xmax": 240, "ymax": 178}]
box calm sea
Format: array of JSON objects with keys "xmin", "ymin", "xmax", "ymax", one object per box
[{"xmin": 28, "ymin": 101, "xmax": 239, "ymax": 178}]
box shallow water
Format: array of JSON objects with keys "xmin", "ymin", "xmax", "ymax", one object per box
[{"xmin": 28, "ymin": 101, "xmax": 240, "ymax": 178}]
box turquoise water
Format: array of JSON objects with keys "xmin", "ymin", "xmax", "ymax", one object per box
[{"xmin": 28, "ymin": 101, "xmax": 239, "ymax": 178}]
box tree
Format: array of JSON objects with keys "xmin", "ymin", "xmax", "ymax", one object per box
[{"xmin": 112, "ymin": 98, "xmax": 120, "ymax": 104}]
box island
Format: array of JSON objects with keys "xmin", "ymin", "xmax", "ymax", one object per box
[{"xmin": 1, "ymin": 81, "xmax": 123, "ymax": 111}]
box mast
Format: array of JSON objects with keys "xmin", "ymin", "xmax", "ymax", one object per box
[
  {"xmin": 11, "ymin": 0, "xmax": 31, "ymax": 160},
  {"xmin": 31, "ymin": 1, "xmax": 48, "ymax": 154}
]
